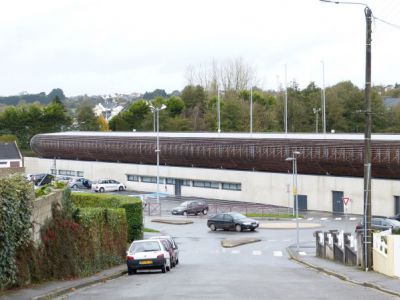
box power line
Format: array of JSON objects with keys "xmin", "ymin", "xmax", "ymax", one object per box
[{"xmin": 373, "ymin": 15, "xmax": 400, "ymax": 31}]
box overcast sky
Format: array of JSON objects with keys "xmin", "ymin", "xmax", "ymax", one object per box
[{"xmin": 0, "ymin": 0, "xmax": 399, "ymax": 97}]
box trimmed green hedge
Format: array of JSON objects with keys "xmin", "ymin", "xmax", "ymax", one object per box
[{"xmin": 71, "ymin": 193, "xmax": 143, "ymax": 241}]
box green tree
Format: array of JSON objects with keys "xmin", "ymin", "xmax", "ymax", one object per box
[
  {"xmin": 166, "ymin": 96, "xmax": 184, "ymax": 117},
  {"xmin": 76, "ymin": 103, "xmax": 99, "ymax": 131}
]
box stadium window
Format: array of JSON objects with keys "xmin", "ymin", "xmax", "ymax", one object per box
[
  {"xmin": 166, "ymin": 178, "xmax": 175, "ymax": 185},
  {"xmin": 127, "ymin": 175, "xmax": 139, "ymax": 182},
  {"xmin": 193, "ymin": 180, "xmax": 219, "ymax": 189},
  {"xmin": 141, "ymin": 176, "xmax": 159, "ymax": 183},
  {"xmin": 222, "ymin": 183, "xmax": 241, "ymax": 191}
]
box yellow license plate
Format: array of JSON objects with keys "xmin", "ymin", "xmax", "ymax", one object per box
[{"xmin": 139, "ymin": 260, "xmax": 153, "ymax": 265}]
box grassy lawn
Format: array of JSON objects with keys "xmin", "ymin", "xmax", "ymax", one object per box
[
  {"xmin": 143, "ymin": 227, "xmax": 160, "ymax": 233},
  {"xmin": 245, "ymin": 213, "xmax": 303, "ymax": 219}
]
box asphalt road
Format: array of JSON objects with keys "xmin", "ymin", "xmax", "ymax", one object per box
[{"xmin": 57, "ymin": 215, "xmax": 396, "ymax": 300}]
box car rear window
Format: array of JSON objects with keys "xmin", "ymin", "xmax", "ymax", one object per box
[{"xmin": 129, "ymin": 241, "xmax": 161, "ymax": 252}]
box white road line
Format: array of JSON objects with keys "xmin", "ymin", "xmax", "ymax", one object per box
[
  {"xmin": 273, "ymin": 251, "xmax": 283, "ymax": 257},
  {"xmin": 283, "ymin": 239, "xmax": 291, "ymax": 242},
  {"xmin": 298, "ymin": 251, "xmax": 307, "ymax": 256},
  {"xmin": 307, "ymin": 217, "xmax": 314, "ymax": 221},
  {"xmin": 320, "ymin": 217, "xmax": 328, "ymax": 221},
  {"xmin": 349, "ymin": 217, "xmax": 357, "ymax": 221},
  {"xmin": 252, "ymin": 250, "xmax": 262, "ymax": 256},
  {"xmin": 335, "ymin": 217, "xmax": 342, "ymax": 221},
  {"xmin": 231, "ymin": 250, "xmax": 240, "ymax": 254},
  {"xmin": 268, "ymin": 239, "xmax": 277, "ymax": 242}
]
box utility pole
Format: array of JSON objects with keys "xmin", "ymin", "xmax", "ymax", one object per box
[
  {"xmin": 250, "ymin": 86, "xmax": 253, "ymax": 134},
  {"xmin": 364, "ymin": 6, "xmax": 372, "ymax": 271}
]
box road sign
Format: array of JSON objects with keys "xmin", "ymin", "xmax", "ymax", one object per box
[{"xmin": 343, "ymin": 197, "xmax": 350, "ymax": 205}]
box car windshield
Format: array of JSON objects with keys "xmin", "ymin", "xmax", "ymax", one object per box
[
  {"xmin": 179, "ymin": 201, "xmax": 190, "ymax": 207},
  {"xmin": 230, "ymin": 213, "xmax": 246, "ymax": 220},
  {"xmin": 130, "ymin": 241, "xmax": 161, "ymax": 253},
  {"xmin": 388, "ymin": 219, "xmax": 400, "ymax": 226}
]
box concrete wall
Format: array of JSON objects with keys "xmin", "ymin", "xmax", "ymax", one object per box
[
  {"xmin": 31, "ymin": 190, "xmax": 63, "ymax": 243},
  {"xmin": 373, "ymin": 233, "xmax": 400, "ymax": 278},
  {"xmin": 25, "ymin": 157, "xmax": 400, "ymax": 216},
  {"xmin": 0, "ymin": 159, "xmax": 22, "ymax": 168},
  {"xmin": 0, "ymin": 166, "xmax": 25, "ymax": 177}
]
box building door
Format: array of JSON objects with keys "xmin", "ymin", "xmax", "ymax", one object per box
[
  {"xmin": 294, "ymin": 195, "xmax": 307, "ymax": 211},
  {"xmin": 395, "ymin": 196, "xmax": 400, "ymax": 215},
  {"xmin": 175, "ymin": 179, "xmax": 183, "ymax": 196},
  {"xmin": 332, "ymin": 191, "xmax": 344, "ymax": 213}
]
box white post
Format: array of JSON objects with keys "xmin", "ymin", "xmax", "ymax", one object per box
[{"xmin": 295, "ymin": 156, "xmax": 299, "ymax": 251}]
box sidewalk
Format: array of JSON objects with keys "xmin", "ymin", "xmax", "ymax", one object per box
[
  {"xmin": 287, "ymin": 243, "xmax": 400, "ymax": 298},
  {"xmin": 0, "ymin": 265, "xmax": 127, "ymax": 300}
]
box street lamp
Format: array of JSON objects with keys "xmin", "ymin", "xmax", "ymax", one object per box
[
  {"xmin": 148, "ymin": 103, "xmax": 167, "ymax": 204},
  {"xmin": 286, "ymin": 151, "xmax": 301, "ymax": 251},
  {"xmin": 313, "ymin": 107, "xmax": 321, "ymax": 133}
]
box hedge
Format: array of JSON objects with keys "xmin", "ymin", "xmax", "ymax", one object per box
[{"xmin": 71, "ymin": 193, "xmax": 143, "ymax": 241}]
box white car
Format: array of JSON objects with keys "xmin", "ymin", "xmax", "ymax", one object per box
[
  {"xmin": 126, "ymin": 239, "xmax": 171, "ymax": 274},
  {"xmin": 92, "ymin": 179, "xmax": 126, "ymax": 192}
]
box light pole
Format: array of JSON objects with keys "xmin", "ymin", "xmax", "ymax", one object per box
[
  {"xmin": 148, "ymin": 103, "xmax": 167, "ymax": 204},
  {"xmin": 250, "ymin": 86, "xmax": 253, "ymax": 133},
  {"xmin": 320, "ymin": 0, "xmax": 373, "ymax": 272},
  {"xmin": 286, "ymin": 151, "xmax": 301, "ymax": 251},
  {"xmin": 217, "ymin": 89, "xmax": 221, "ymax": 133},
  {"xmin": 321, "ymin": 61, "xmax": 327, "ymax": 134},
  {"xmin": 284, "ymin": 64, "xmax": 288, "ymax": 134},
  {"xmin": 313, "ymin": 107, "xmax": 321, "ymax": 133}
]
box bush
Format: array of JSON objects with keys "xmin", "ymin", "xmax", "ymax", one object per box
[
  {"xmin": 0, "ymin": 175, "xmax": 34, "ymax": 290},
  {"xmin": 71, "ymin": 193, "xmax": 143, "ymax": 241}
]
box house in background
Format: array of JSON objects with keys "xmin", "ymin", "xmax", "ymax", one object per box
[{"xmin": 0, "ymin": 141, "xmax": 24, "ymax": 176}]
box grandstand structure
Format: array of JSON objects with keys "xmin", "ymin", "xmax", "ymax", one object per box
[
  {"xmin": 27, "ymin": 132, "xmax": 400, "ymax": 216},
  {"xmin": 31, "ymin": 132, "xmax": 400, "ymax": 179}
]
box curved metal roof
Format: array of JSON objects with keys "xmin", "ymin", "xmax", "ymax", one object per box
[{"xmin": 30, "ymin": 132, "xmax": 400, "ymax": 179}]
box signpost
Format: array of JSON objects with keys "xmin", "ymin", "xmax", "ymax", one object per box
[{"xmin": 343, "ymin": 196, "xmax": 351, "ymax": 232}]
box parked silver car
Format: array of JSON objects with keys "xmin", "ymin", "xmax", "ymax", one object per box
[
  {"xmin": 92, "ymin": 179, "xmax": 126, "ymax": 193},
  {"xmin": 68, "ymin": 177, "xmax": 92, "ymax": 189}
]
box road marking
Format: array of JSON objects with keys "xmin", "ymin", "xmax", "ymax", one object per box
[
  {"xmin": 231, "ymin": 250, "xmax": 240, "ymax": 254},
  {"xmin": 349, "ymin": 217, "xmax": 357, "ymax": 221},
  {"xmin": 307, "ymin": 217, "xmax": 314, "ymax": 221},
  {"xmin": 273, "ymin": 251, "xmax": 283, "ymax": 257},
  {"xmin": 268, "ymin": 239, "xmax": 277, "ymax": 242},
  {"xmin": 283, "ymin": 239, "xmax": 291, "ymax": 242},
  {"xmin": 299, "ymin": 251, "xmax": 307, "ymax": 256},
  {"xmin": 252, "ymin": 250, "xmax": 262, "ymax": 256},
  {"xmin": 335, "ymin": 217, "xmax": 342, "ymax": 221},
  {"xmin": 320, "ymin": 217, "xmax": 328, "ymax": 221}
]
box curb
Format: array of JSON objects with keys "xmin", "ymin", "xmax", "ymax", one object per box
[
  {"xmin": 286, "ymin": 247, "xmax": 400, "ymax": 298},
  {"xmin": 31, "ymin": 270, "xmax": 127, "ymax": 300},
  {"xmin": 151, "ymin": 219, "xmax": 193, "ymax": 225},
  {"xmin": 221, "ymin": 238, "xmax": 261, "ymax": 248}
]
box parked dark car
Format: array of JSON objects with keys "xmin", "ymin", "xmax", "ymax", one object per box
[
  {"xmin": 355, "ymin": 217, "xmax": 400, "ymax": 232},
  {"xmin": 390, "ymin": 213, "xmax": 400, "ymax": 221},
  {"xmin": 171, "ymin": 200, "xmax": 208, "ymax": 216},
  {"xmin": 207, "ymin": 212, "xmax": 259, "ymax": 232},
  {"xmin": 30, "ymin": 173, "xmax": 54, "ymax": 188}
]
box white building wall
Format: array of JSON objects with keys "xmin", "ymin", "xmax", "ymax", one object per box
[{"xmin": 24, "ymin": 157, "xmax": 400, "ymax": 216}]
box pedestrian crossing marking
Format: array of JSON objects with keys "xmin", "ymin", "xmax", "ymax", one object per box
[
  {"xmin": 299, "ymin": 251, "xmax": 307, "ymax": 256},
  {"xmin": 349, "ymin": 217, "xmax": 357, "ymax": 221},
  {"xmin": 334, "ymin": 217, "xmax": 342, "ymax": 221},
  {"xmin": 307, "ymin": 218, "xmax": 314, "ymax": 221},
  {"xmin": 231, "ymin": 250, "xmax": 240, "ymax": 254},
  {"xmin": 320, "ymin": 217, "xmax": 328, "ymax": 221},
  {"xmin": 273, "ymin": 251, "xmax": 283, "ymax": 257},
  {"xmin": 252, "ymin": 250, "xmax": 262, "ymax": 256}
]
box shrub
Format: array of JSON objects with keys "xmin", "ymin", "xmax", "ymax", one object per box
[
  {"xmin": 0, "ymin": 175, "xmax": 34, "ymax": 290},
  {"xmin": 71, "ymin": 193, "xmax": 143, "ymax": 241}
]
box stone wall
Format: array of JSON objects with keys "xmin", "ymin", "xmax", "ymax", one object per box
[
  {"xmin": 31, "ymin": 190, "xmax": 63, "ymax": 243},
  {"xmin": 0, "ymin": 167, "xmax": 25, "ymax": 177}
]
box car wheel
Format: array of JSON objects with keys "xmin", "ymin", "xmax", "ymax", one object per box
[
  {"xmin": 99, "ymin": 187, "xmax": 105, "ymax": 193},
  {"xmin": 210, "ymin": 224, "xmax": 216, "ymax": 231},
  {"xmin": 128, "ymin": 268, "xmax": 136, "ymax": 275},
  {"xmin": 183, "ymin": 211, "xmax": 187, "ymax": 217},
  {"xmin": 203, "ymin": 209, "xmax": 208, "ymax": 215},
  {"xmin": 166, "ymin": 259, "xmax": 171, "ymax": 271},
  {"xmin": 72, "ymin": 184, "xmax": 78, "ymax": 190},
  {"xmin": 250, "ymin": 228, "xmax": 255, "ymax": 232},
  {"xmin": 176, "ymin": 258, "xmax": 179, "ymax": 265},
  {"xmin": 235, "ymin": 224, "xmax": 242, "ymax": 232},
  {"xmin": 119, "ymin": 186, "xmax": 124, "ymax": 191},
  {"xmin": 161, "ymin": 264, "xmax": 166, "ymax": 273}
]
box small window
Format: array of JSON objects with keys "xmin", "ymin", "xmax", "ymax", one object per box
[
  {"xmin": 77, "ymin": 171, "xmax": 84, "ymax": 177},
  {"xmin": 166, "ymin": 178, "xmax": 175, "ymax": 185},
  {"xmin": 127, "ymin": 175, "xmax": 139, "ymax": 182},
  {"xmin": 141, "ymin": 176, "xmax": 159, "ymax": 183},
  {"xmin": 182, "ymin": 180, "xmax": 191, "ymax": 186},
  {"xmin": 222, "ymin": 183, "xmax": 242, "ymax": 191},
  {"xmin": 193, "ymin": 180, "xmax": 219, "ymax": 189}
]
